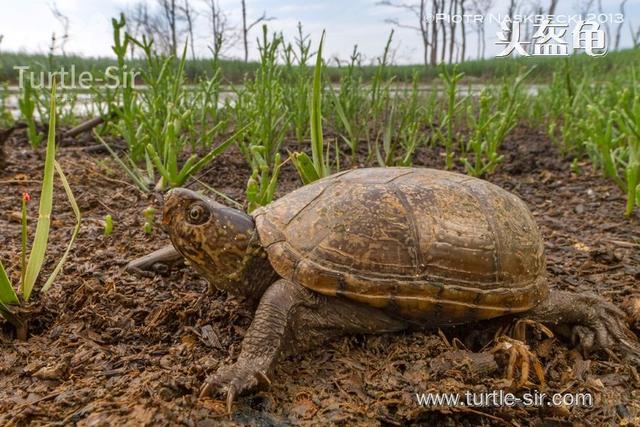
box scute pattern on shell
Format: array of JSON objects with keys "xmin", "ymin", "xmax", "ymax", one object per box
[{"xmin": 252, "ymin": 167, "xmax": 548, "ymax": 324}]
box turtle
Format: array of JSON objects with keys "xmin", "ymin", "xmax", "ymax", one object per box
[{"xmin": 146, "ymin": 167, "xmax": 639, "ymax": 409}]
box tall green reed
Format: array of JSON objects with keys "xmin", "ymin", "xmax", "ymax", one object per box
[
  {"xmin": 235, "ymin": 27, "xmax": 288, "ymax": 211},
  {"xmin": 291, "ymin": 30, "xmax": 331, "ymax": 184},
  {"xmin": 0, "ymin": 83, "xmax": 81, "ymax": 339}
]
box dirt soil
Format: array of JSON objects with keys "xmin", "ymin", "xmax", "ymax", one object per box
[{"xmin": 1, "ymin": 126, "xmax": 639, "ymax": 426}]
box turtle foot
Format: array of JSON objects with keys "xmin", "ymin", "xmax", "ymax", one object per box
[
  {"xmin": 529, "ymin": 291, "xmax": 640, "ymax": 366},
  {"xmin": 568, "ymin": 297, "xmax": 640, "ymax": 365},
  {"xmin": 199, "ymin": 361, "xmax": 272, "ymax": 413}
]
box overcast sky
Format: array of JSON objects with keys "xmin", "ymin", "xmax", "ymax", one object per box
[{"xmin": 1, "ymin": 0, "xmax": 639, "ymax": 64}]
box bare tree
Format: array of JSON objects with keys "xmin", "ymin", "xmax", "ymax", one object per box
[
  {"xmin": 547, "ymin": 0, "xmax": 558, "ymax": 15},
  {"xmin": 596, "ymin": 0, "xmax": 610, "ymax": 48},
  {"xmin": 448, "ymin": 0, "xmax": 457, "ymax": 64},
  {"xmin": 377, "ymin": 0, "xmax": 473, "ymax": 64},
  {"xmin": 522, "ymin": 0, "xmax": 542, "ymax": 54},
  {"xmin": 438, "ymin": 0, "xmax": 447, "ymax": 63},
  {"xmin": 430, "ymin": 0, "xmax": 439, "ymax": 64},
  {"xmin": 180, "ymin": 0, "xmax": 197, "ymax": 60},
  {"xmin": 203, "ymin": 0, "xmax": 237, "ymax": 60},
  {"xmin": 631, "ymin": 21, "xmax": 640, "ymax": 48},
  {"xmin": 459, "ymin": 0, "xmax": 466, "ymax": 62},
  {"xmin": 49, "ymin": 1, "xmax": 70, "ymax": 55},
  {"xmin": 157, "ymin": 0, "xmax": 179, "ymax": 56},
  {"xmin": 241, "ymin": 0, "xmax": 275, "ymax": 62},
  {"xmin": 376, "ymin": 0, "xmax": 432, "ymax": 66},
  {"xmin": 125, "ymin": 2, "xmax": 153, "ymax": 58},
  {"xmin": 126, "ymin": 0, "xmax": 202, "ymax": 57},
  {"xmin": 614, "ymin": 0, "xmax": 628, "ymax": 50},
  {"xmin": 469, "ymin": 0, "xmax": 492, "ymax": 59},
  {"xmin": 505, "ymin": 0, "xmax": 518, "ymax": 42},
  {"xmin": 576, "ymin": 0, "xmax": 595, "ymax": 17}
]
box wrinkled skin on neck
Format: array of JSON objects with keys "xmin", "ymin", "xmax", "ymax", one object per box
[{"xmin": 163, "ymin": 188, "xmax": 277, "ymax": 301}]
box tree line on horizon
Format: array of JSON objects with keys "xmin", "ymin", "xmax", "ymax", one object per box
[{"xmin": 0, "ymin": 0, "xmax": 639, "ymax": 66}]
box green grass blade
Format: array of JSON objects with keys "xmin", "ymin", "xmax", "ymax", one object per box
[
  {"xmin": 309, "ymin": 30, "xmax": 326, "ymax": 179},
  {"xmin": 166, "ymin": 121, "xmax": 179, "ymax": 180},
  {"xmin": 265, "ymin": 153, "xmax": 283, "ymax": 202},
  {"xmin": 179, "ymin": 130, "xmax": 240, "ymax": 182},
  {"xmin": 177, "ymin": 124, "xmax": 249, "ymax": 186},
  {"xmin": 0, "ymin": 260, "xmax": 19, "ymax": 305},
  {"xmin": 22, "ymin": 83, "xmax": 56, "ymax": 301},
  {"xmin": 146, "ymin": 143, "xmax": 172, "ymax": 186},
  {"xmin": 20, "ymin": 196, "xmax": 28, "ymax": 288},
  {"xmin": 172, "ymin": 41, "xmax": 189, "ymax": 101},
  {"xmin": 290, "ymin": 152, "xmax": 320, "ymax": 185},
  {"xmin": 332, "ymin": 93, "xmax": 353, "ymax": 140},
  {"xmin": 95, "ymin": 131, "xmax": 149, "ymax": 192},
  {"xmin": 177, "ymin": 155, "xmax": 199, "ymax": 183},
  {"xmin": 194, "ymin": 178, "xmax": 243, "ymax": 209},
  {"xmin": 41, "ymin": 161, "xmax": 81, "ymax": 293},
  {"xmin": 145, "ymin": 151, "xmax": 156, "ymax": 183}
]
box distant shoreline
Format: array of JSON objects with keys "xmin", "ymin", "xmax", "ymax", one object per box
[{"xmin": 0, "ymin": 48, "xmax": 637, "ymax": 84}]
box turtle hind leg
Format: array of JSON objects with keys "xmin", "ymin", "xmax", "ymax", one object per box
[
  {"xmin": 526, "ymin": 290, "xmax": 640, "ymax": 365},
  {"xmin": 199, "ymin": 279, "xmax": 408, "ymax": 411}
]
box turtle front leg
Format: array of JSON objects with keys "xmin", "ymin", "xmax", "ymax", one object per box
[
  {"xmin": 526, "ymin": 290, "xmax": 640, "ymax": 365},
  {"xmin": 200, "ymin": 279, "xmax": 407, "ymax": 411},
  {"xmin": 200, "ymin": 279, "xmax": 312, "ymax": 408}
]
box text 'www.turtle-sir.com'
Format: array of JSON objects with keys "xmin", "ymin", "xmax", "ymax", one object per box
[{"xmin": 415, "ymin": 390, "xmax": 594, "ymax": 408}]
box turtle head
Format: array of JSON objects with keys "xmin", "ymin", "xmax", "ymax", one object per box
[{"xmin": 163, "ymin": 188, "xmax": 266, "ymax": 297}]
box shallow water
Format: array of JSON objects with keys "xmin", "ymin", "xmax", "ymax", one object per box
[{"xmin": 2, "ymin": 84, "xmax": 545, "ymax": 120}]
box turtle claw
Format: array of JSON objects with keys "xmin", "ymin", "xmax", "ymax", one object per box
[
  {"xmin": 199, "ymin": 380, "xmax": 214, "ymax": 399},
  {"xmin": 226, "ymin": 384, "xmax": 237, "ymax": 414},
  {"xmin": 568, "ymin": 295, "xmax": 640, "ymax": 366},
  {"xmin": 530, "ymin": 291, "xmax": 640, "ymax": 367},
  {"xmin": 199, "ymin": 362, "xmax": 272, "ymax": 412}
]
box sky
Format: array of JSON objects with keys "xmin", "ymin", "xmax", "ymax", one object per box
[{"xmin": 0, "ymin": 0, "xmax": 639, "ymax": 64}]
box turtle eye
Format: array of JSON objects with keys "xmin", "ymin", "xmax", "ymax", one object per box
[{"xmin": 187, "ymin": 203, "xmax": 209, "ymax": 225}]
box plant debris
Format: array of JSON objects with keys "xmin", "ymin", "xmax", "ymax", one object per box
[{"xmin": 0, "ymin": 125, "xmax": 639, "ymax": 425}]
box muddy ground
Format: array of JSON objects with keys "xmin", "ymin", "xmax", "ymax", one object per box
[{"xmin": 0, "ymin": 126, "xmax": 639, "ymax": 426}]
